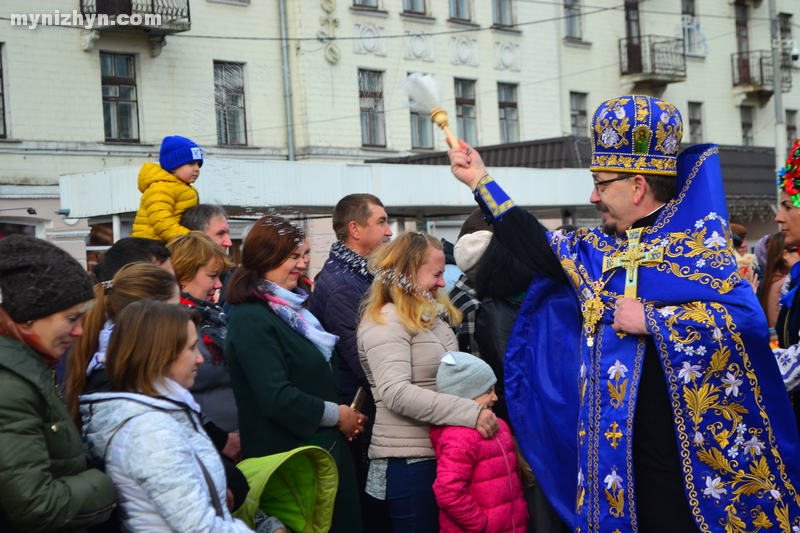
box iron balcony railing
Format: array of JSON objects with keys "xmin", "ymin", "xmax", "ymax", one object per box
[
  {"xmin": 731, "ymin": 50, "xmax": 792, "ymax": 92},
  {"xmin": 619, "ymin": 35, "xmax": 687, "ymax": 79},
  {"xmin": 81, "ymin": 0, "xmax": 190, "ymax": 25}
]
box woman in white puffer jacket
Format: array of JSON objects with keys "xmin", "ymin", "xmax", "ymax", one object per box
[{"xmin": 80, "ymin": 300, "xmax": 258, "ymax": 533}]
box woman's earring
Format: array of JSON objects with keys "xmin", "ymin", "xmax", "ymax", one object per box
[{"xmin": 26, "ymin": 320, "xmax": 33, "ymax": 326}]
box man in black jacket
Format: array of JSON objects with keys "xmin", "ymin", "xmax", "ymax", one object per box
[{"xmin": 309, "ymin": 193, "xmax": 393, "ymax": 532}]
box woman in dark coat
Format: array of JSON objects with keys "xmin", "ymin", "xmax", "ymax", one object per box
[
  {"xmin": 225, "ymin": 215, "xmax": 365, "ymax": 533},
  {"xmin": 0, "ymin": 235, "xmax": 117, "ymax": 532}
]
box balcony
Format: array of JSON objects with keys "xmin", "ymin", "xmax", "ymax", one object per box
[
  {"xmin": 731, "ymin": 50, "xmax": 792, "ymax": 99},
  {"xmin": 618, "ymin": 35, "xmax": 687, "ymax": 93},
  {"xmin": 80, "ymin": 0, "xmax": 191, "ymax": 34}
]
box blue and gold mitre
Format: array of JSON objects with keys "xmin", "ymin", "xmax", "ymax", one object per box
[{"xmin": 589, "ymin": 95, "xmax": 683, "ymax": 177}]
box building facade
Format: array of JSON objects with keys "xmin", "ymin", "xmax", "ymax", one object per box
[{"xmin": 0, "ymin": 0, "xmax": 798, "ymax": 263}]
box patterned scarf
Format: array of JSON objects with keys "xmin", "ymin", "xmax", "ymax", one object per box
[
  {"xmin": 254, "ymin": 280, "xmax": 339, "ymax": 362},
  {"xmin": 330, "ymin": 240, "xmax": 372, "ymax": 281},
  {"xmin": 180, "ymin": 293, "xmax": 228, "ymax": 365}
]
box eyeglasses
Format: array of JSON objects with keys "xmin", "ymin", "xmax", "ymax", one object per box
[
  {"xmin": 789, "ymin": 247, "xmax": 798, "ymax": 253},
  {"xmin": 593, "ymin": 175, "xmax": 632, "ymax": 193}
]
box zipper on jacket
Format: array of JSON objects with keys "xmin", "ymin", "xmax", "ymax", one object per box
[{"xmin": 497, "ymin": 436, "xmax": 518, "ymax": 531}]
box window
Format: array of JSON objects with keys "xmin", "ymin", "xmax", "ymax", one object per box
[
  {"xmin": 740, "ymin": 106, "xmax": 754, "ymax": 146},
  {"xmin": 403, "ymin": 0, "xmax": 425, "ymax": 14},
  {"xmin": 681, "ymin": 0, "xmax": 699, "ymax": 55},
  {"xmin": 497, "ymin": 83, "xmax": 519, "ymax": 144},
  {"xmin": 688, "ymin": 102, "xmax": 703, "ymax": 144},
  {"xmin": 359, "ymin": 69, "xmax": 386, "ymax": 147},
  {"xmin": 354, "ymin": 0, "xmax": 377, "ymax": 7},
  {"xmin": 455, "ymin": 79, "xmax": 477, "ymax": 145},
  {"xmin": 787, "ymin": 110, "xmax": 797, "ymax": 151},
  {"xmin": 214, "ymin": 62, "xmax": 247, "ymax": 146},
  {"xmin": 409, "ymin": 74, "xmax": 433, "ymax": 149},
  {"xmin": 493, "ymin": 0, "xmax": 512, "ymax": 26},
  {"xmin": 570, "ymin": 92, "xmax": 588, "ymax": 137},
  {"xmin": 449, "ymin": 0, "xmax": 470, "ymax": 21},
  {"xmin": 0, "ymin": 44, "xmax": 5, "ymax": 139},
  {"xmin": 564, "ymin": 0, "xmax": 582, "ymax": 40},
  {"xmin": 100, "ymin": 53, "xmax": 139, "ymax": 142},
  {"xmin": 735, "ymin": 2, "xmax": 748, "ymax": 55},
  {"xmin": 410, "ymin": 111, "xmax": 433, "ymax": 149},
  {"xmin": 779, "ymin": 13, "xmax": 792, "ymax": 41}
]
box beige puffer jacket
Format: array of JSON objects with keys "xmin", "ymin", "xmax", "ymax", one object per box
[{"xmin": 358, "ymin": 303, "xmax": 481, "ymax": 459}]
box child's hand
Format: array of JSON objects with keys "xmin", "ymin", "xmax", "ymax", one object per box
[{"xmin": 475, "ymin": 409, "xmax": 499, "ymax": 439}]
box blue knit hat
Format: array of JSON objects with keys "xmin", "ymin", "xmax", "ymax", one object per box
[
  {"xmin": 159, "ymin": 135, "xmax": 203, "ymax": 172},
  {"xmin": 436, "ymin": 351, "xmax": 497, "ymax": 400}
]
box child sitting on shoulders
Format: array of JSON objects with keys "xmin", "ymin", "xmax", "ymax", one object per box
[
  {"xmin": 132, "ymin": 135, "xmax": 203, "ymax": 242},
  {"xmin": 432, "ymin": 351, "xmax": 529, "ymax": 533}
]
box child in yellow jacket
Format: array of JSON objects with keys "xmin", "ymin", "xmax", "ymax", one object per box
[{"xmin": 131, "ymin": 135, "xmax": 203, "ymax": 242}]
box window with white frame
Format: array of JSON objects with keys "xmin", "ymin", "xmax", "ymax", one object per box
[
  {"xmin": 564, "ymin": 0, "xmax": 582, "ymax": 40},
  {"xmin": 101, "ymin": 52, "xmax": 139, "ymax": 142},
  {"xmin": 455, "ymin": 79, "xmax": 477, "ymax": 145},
  {"xmin": 409, "ymin": 75, "xmax": 433, "ymax": 149},
  {"xmin": 450, "ymin": 0, "xmax": 470, "ymax": 21},
  {"xmin": 359, "ymin": 69, "xmax": 386, "ymax": 147},
  {"xmin": 498, "ymin": 83, "xmax": 519, "ymax": 144},
  {"xmin": 681, "ymin": 0, "xmax": 701, "ymax": 55},
  {"xmin": 688, "ymin": 102, "xmax": 703, "ymax": 144},
  {"xmin": 741, "ymin": 106, "xmax": 754, "ymax": 146},
  {"xmin": 403, "ymin": 0, "xmax": 425, "ymax": 14},
  {"xmin": 354, "ymin": 0, "xmax": 378, "ymax": 7},
  {"xmin": 570, "ymin": 92, "xmax": 588, "ymax": 137},
  {"xmin": 493, "ymin": 0, "xmax": 513, "ymax": 26},
  {"xmin": 214, "ymin": 62, "xmax": 247, "ymax": 146}
]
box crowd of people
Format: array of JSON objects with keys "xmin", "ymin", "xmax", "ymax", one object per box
[{"xmin": 3, "ymin": 96, "xmax": 800, "ymax": 533}]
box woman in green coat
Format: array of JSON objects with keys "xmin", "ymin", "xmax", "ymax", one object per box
[
  {"xmin": 226, "ymin": 215, "xmax": 365, "ymax": 533},
  {"xmin": 0, "ymin": 235, "xmax": 116, "ymax": 532}
]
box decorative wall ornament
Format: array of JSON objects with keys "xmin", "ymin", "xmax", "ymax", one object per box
[
  {"xmin": 149, "ymin": 35, "xmax": 167, "ymax": 58},
  {"xmin": 403, "ymin": 31, "xmax": 434, "ymax": 62},
  {"xmin": 319, "ymin": 0, "xmax": 341, "ymax": 65},
  {"xmin": 450, "ymin": 36, "xmax": 478, "ymax": 66},
  {"xmin": 353, "ymin": 23, "xmax": 387, "ymax": 56},
  {"xmin": 81, "ymin": 29, "xmax": 100, "ymax": 51},
  {"xmin": 493, "ymin": 41, "xmax": 521, "ymax": 71}
]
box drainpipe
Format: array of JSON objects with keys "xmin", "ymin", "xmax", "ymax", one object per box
[
  {"xmin": 769, "ymin": 0, "xmax": 785, "ymax": 169},
  {"xmin": 279, "ymin": 0, "xmax": 296, "ymax": 161}
]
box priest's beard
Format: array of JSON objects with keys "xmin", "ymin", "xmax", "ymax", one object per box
[{"xmin": 596, "ymin": 203, "xmax": 618, "ymax": 235}]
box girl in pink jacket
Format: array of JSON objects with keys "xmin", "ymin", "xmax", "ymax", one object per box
[{"xmin": 431, "ymin": 351, "xmax": 528, "ymax": 533}]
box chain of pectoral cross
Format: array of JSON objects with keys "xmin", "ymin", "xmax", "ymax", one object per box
[{"xmin": 581, "ymin": 227, "xmax": 664, "ymax": 347}]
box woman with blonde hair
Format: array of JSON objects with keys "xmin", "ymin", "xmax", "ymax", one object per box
[
  {"xmin": 357, "ymin": 231, "xmax": 500, "ymax": 532},
  {"xmin": 66, "ymin": 261, "xmax": 180, "ymax": 424},
  {"xmin": 167, "ymin": 231, "xmax": 238, "ymax": 442},
  {"xmin": 80, "ymin": 300, "xmax": 261, "ymax": 532}
]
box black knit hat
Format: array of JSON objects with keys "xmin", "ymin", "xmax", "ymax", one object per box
[{"xmin": 0, "ymin": 235, "xmax": 95, "ymax": 323}]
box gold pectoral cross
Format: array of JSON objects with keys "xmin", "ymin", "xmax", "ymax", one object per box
[
  {"xmin": 581, "ymin": 281, "xmax": 605, "ymax": 347},
  {"xmin": 602, "ymin": 228, "xmax": 663, "ymax": 299}
]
